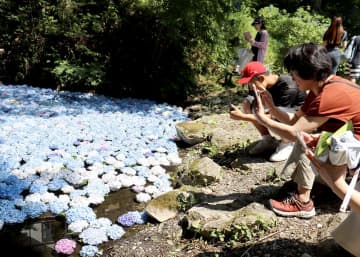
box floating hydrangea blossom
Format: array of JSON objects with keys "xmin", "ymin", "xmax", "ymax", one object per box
[
  {"xmin": 54, "ymin": 238, "xmax": 77, "ymax": 255},
  {"xmin": 79, "ymin": 227, "xmax": 108, "ymax": 245},
  {"xmin": 117, "ymin": 211, "xmax": 148, "ymax": 227},
  {"xmin": 80, "ymin": 245, "xmax": 101, "ymax": 257}
]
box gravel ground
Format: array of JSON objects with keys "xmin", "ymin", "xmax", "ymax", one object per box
[{"xmin": 103, "ymin": 84, "xmax": 355, "ymax": 257}]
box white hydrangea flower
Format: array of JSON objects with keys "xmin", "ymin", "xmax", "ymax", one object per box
[
  {"xmin": 61, "ymin": 184, "xmax": 75, "ymax": 194},
  {"xmin": 115, "ymin": 153, "xmax": 125, "ymax": 161},
  {"xmin": 101, "ymin": 173, "xmax": 117, "ymax": 184},
  {"xmin": 41, "ymin": 192, "xmax": 57, "ymax": 203},
  {"xmin": 88, "ymin": 195, "xmax": 104, "ymax": 205},
  {"xmin": 155, "ymin": 147, "xmax": 167, "ymax": 153},
  {"xmin": 112, "ymin": 160, "xmax": 124, "ymax": 169},
  {"xmin": 108, "ymin": 180, "xmax": 122, "ymax": 191},
  {"xmin": 147, "ymin": 174, "xmax": 158, "ymax": 183},
  {"xmin": 58, "ymin": 194, "xmax": 70, "ymax": 204},
  {"xmin": 132, "ymin": 176, "xmax": 146, "ymax": 186},
  {"xmin": 69, "ymin": 196, "xmax": 90, "ymax": 207},
  {"xmin": 167, "ymin": 153, "xmax": 182, "ymax": 165},
  {"xmin": 136, "ymin": 157, "xmax": 150, "ymax": 167},
  {"xmin": 147, "ymin": 156, "xmax": 160, "ymax": 166},
  {"xmin": 156, "ymin": 156, "xmax": 170, "ymax": 166},
  {"xmin": 68, "ymin": 220, "xmax": 89, "ymax": 233},
  {"xmin": 118, "ymin": 174, "xmax": 134, "ymax": 187},
  {"xmin": 25, "ymin": 193, "xmax": 42, "ymax": 202},
  {"xmin": 135, "ymin": 192, "xmax": 152, "ymax": 203},
  {"xmin": 104, "ymin": 156, "xmax": 117, "ymax": 165},
  {"xmin": 150, "ymin": 165, "xmax": 165, "ymax": 176},
  {"xmin": 11, "ymin": 169, "xmax": 27, "ymax": 179},
  {"xmin": 144, "ymin": 185, "xmax": 158, "ymax": 194}
]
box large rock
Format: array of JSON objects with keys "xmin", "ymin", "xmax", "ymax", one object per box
[
  {"xmin": 183, "ymin": 157, "xmax": 223, "ymax": 186},
  {"xmin": 185, "ymin": 202, "xmax": 277, "ymax": 241},
  {"xmin": 176, "ymin": 113, "xmax": 260, "ymax": 151},
  {"xmin": 175, "ymin": 121, "xmax": 208, "ymax": 145},
  {"xmin": 145, "ymin": 190, "xmax": 184, "ymax": 222},
  {"xmin": 145, "ymin": 187, "xmax": 203, "ymax": 223}
]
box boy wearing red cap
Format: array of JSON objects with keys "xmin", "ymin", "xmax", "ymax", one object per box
[{"xmin": 230, "ymin": 61, "xmax": 306, "ymax": 161}]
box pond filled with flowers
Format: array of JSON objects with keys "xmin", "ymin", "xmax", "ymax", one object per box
[{"xmin": 0, "ymin": 84, "xmax": 188, "ymax": 256}]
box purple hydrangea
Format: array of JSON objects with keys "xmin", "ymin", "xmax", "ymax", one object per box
[{"xmin": 117, "ymin": 211, "xmax": 148, "ymax": 227}]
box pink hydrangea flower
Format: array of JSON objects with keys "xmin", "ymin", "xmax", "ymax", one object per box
[{"xmin": 54, "ymin": 238, "xmax": 77, "ymax": 255}]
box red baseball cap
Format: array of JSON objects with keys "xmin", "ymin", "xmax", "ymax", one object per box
[{"xmin": 237, "ymin": 61, "xmax": 266, "ymax": 84}]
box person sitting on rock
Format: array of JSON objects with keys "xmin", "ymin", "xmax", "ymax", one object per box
[{"xmin": 229, "ymin": 61, "xmax": 307, "ymax": 162}]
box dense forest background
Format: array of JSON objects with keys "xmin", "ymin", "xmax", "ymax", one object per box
[{"xmin": 0, "ymin": 0, "xmax": 359, "ymax": 104}]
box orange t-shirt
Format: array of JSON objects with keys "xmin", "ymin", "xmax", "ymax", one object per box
[{"xmin": 301, "ymin": 77, "xmax": 360, "ymax": 140}]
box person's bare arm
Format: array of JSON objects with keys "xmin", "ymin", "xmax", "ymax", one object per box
[
  {"xmin": 252, "ymin": 84, "xmax": 329, "ymax": 141},
  {"xmin": 309, "ymin": 155, "xmax": 360, "ymax": 214},
  {"xmin": 261, "ymin": 89, "xmax": 303, "ymax": 125}
]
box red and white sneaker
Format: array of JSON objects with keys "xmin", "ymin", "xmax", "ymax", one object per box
[{"xmin": 269, "ymin": 193, "xmax": 316, "ymax": 219}]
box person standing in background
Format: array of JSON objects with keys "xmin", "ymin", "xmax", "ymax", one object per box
[
  {"xmin": 322, "ymin": 16, "xmax": 347, "ymax": 74},
  {"xmin": 344, "ymin": 35, "xmax": 360, "ymax": 83},
  {"xmin": 244, "ymin": 17, "xmax": 268, "ymax": 63}
]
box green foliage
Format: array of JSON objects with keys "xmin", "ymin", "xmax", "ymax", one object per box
[
  {"xmin": 177, "ymin": 192, "xmax": 197, "ymax": 212},
  {"xmin": 0, "ymin": 0, "xmax": 357, "ymax": 102},
  {"xmin": 259, "ymin": 5, "xmax": 328, "ymax": 73},
  {"xmin": 52, "ymin": 60, "xmax": 105, "ymax": 88},
  {"xmin": 231, "ymin": 216, "xmax": 277, "ymax": 242}
]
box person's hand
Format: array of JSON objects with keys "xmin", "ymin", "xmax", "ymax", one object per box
[
  {"xmin": 243, "ymin": 32, "xmax": 251, "ymax": 42},
  {"xmin": 300, "ymin": 131, "xmax": 320, "ymax": 150},
  {"xmin": 307, "ymin": 152, "xmax": 347, "ymax": 190},
  {"xmin": 260, "ymin": 89, "xmax": 275, "ymax": 110},
  {"xmin": 251, "ymin": 84, "xmax": 267, "ymax": 123},
  {"xmin": 229, "ymin": 104, "xmax": 246, "ymax": 120}
]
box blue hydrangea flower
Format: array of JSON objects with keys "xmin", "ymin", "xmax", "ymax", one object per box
[
  {"xmin": 48, "ymin": 198, "xmax": 69, "ymax": 215},
  {"xmin": 65, "ymin": 206, "xmax": 97, "ymax": 224},
  {"xmin": 22, "ymin": 201, "xmax": 48, "ymax": 219},
  {"xmin": 106, "ymin": 224, "xmax": 125, "ymax": 240},
  {"xmin": 80, "ymin": 245, "xmax": 100, "ymax": 257},
  {"xmin": 48, "ymin": 178, "xmax": 68, "ymax": 191}
]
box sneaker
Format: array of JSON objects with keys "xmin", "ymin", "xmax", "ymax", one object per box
[
  {"xmin": 248, "ymin": 136, "xmax": 277, "ymax": 155},
  {"xmin": 269, "ymin": 141, "xmax": 294, "ymax": 162},
  {"xmin": 269, "ymin": 193, "xmax": 316, "ymax": 218}
]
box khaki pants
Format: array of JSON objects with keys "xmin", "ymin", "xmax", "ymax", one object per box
[
  {"xmin": 332, "ymin": 182, "xmax": 360, "ymax": 257},
  {"xmin": 279, "ymin": 141, "xmax": 315, "ymax": 189}
]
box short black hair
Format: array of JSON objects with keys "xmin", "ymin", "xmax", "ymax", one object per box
[{"xmin": 284, "ymin": 43, "xmax": 333, "ymax": 81}]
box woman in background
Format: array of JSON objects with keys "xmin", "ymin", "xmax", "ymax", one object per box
[
  {"xmin": 322, "ymin": 16, "xmax": 347, "ymax": 74},
  {"xmin": 244, "ymin": 17, "xmax": 268, "ymax": 63}
]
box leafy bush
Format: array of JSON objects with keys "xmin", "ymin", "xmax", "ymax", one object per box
[{"xmin": 259, "ymin": 5, "xmax": 328, "ymax": 73}]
